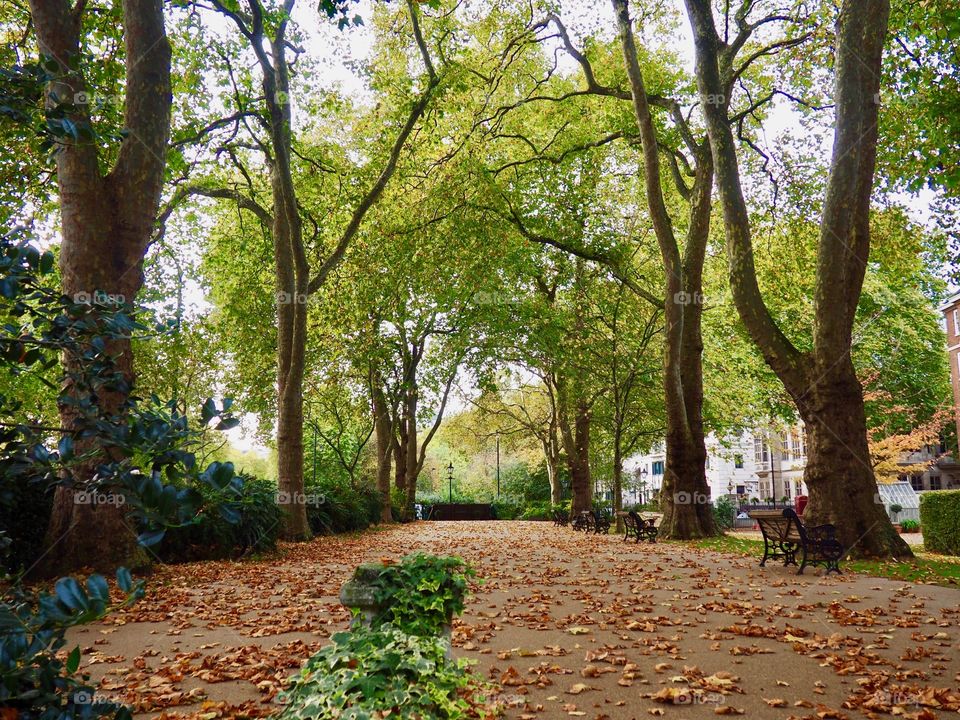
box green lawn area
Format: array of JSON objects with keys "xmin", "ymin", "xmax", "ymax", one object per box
[{"xmin": 678, "ymin": 533, "xmax": 960, "ymax": 587}]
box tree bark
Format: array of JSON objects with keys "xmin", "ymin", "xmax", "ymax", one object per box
[
  {"xmin": 370, "ymin": 369, "xmax": 394, "ymax": 523},
  {"xmin": 33, "ymin": 0, "xmax": 172, "ymax": 575},
  {"xmin": 613, "ymin": 0, "xmax": 716, "ymax": 538},
  {"xmin": 683, "ymin": 0, "xmax": 910, "ymax": 556},
  {"xmin": 612, "ymin": 431, "xmax": 624, "ymax": 530},
  {"xmin": 557, "ymin": 375, "xmax": 592, "ymax": 515}
]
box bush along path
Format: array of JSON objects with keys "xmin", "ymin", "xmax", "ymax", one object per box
[{"xmin": 62, "ymin": 521, "xmax": 960, "ymax": 719}]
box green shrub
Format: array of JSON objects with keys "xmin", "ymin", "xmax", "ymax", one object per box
[
  {"xmin": 371, "ymin": 554, "xmax": 474, "ymax": 636},
  {"xmin": 899, "ymin": 519, "xmax": 920, "ymax": 533},
  {"xmin": 713, "ymin": 495, "xmax": 737, "ymax": 531},
  {"xmin": 277, "ymin": 625, "xmax": 483, "ymax": 720},
  {"xmin": 159, "ymin": 476, "xmax": 282, "ymax": 561},
  {"xmin": 919, "ymin": 490, "xmax": 960, "ymax": 554},
  {"xmin": 306, "ymin": 481, "xmax": 380, "ymax": 535},
  {"xmin": 491, "ymin": 497, "xmax": 522, "ymax": 519}
]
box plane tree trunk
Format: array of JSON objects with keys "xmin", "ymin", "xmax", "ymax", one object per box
[
  {"xmin": 32, "ymin": 0, "xmax": 172, "ymax": 575},
  {"xmin": 683, "ymin": 0, "xmax": 910, "ymax": 556},
  {"xmin": 613, "ymin": 0, "xmax": 716, "ymax": 538}
]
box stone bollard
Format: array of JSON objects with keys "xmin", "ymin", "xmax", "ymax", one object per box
[
  {"xmin": 338, "ymin": 562, "xmax": 385, "ymax": 627},
  {"xmin": 338, "ymin": 561, "xmax": 457, "ymax": 657}
]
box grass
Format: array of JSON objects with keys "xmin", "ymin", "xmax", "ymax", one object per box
[{"xmin": 677, "ymin": 532, "xmax": 960, "ymax": 588}]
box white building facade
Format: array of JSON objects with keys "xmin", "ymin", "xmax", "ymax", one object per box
[{"xmin": 623, "ymin": 427, "xmax": 810, "ymax": 506}]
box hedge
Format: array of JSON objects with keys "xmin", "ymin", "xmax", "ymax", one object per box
[{"xmin": 919, "ymin": 490, "xmax": 960, "ymax": 555}]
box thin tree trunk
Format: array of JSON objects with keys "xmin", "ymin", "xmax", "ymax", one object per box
[
  {"xmin": 612, "ymin": 430, "xmax": 624, "ymax": 531},
  {"xmin": 371, "ymin": 372, "xmax": 394, "ymax": 523},
  {"xmin": 542, "ymin": 435, "xmax": 562, "ymax": 505},
  {"xmin": 403, "ymin": 388, "xmax": 419, "ymax": 519}
]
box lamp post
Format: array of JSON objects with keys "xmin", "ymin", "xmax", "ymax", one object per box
[
  {"xmin": 638, "ymin": 467, "xmax": 649, "ymax": 504},
  {"xmin": 447, "ymin": 462, "xmax": 454, "ymax": 503}
]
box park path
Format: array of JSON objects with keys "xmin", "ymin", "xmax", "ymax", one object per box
[{"xmin": 70, "ymin": 521, "xmax": 960, "ymax": 719}]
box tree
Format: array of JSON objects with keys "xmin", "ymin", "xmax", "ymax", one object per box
[
  {"xmin": 611, "ymin": 0, "xmax": 718, "ymax": 537},
  {"xmin": 586, "ymin": 275, "xmax": 661, "ymax": 525},
  {"xmin": 683, "ymin": 0, "xmax": 911, "ymax": 556},
  {"xmin": 27, "ymin": 0, "xmax": 173, "ymax": 573},
  {"xmin": 176, "ymin": 0, "xmax": 441, "ymax": 538}
]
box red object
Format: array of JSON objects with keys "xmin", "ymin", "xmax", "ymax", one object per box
[{"xmin": 795, "ymin": 495, "xmax": 808, "ymax": 515}]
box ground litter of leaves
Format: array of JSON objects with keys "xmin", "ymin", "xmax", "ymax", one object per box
[{"xmin": 68, "ymin": 521, "xmax": 960, "ymax": 720}]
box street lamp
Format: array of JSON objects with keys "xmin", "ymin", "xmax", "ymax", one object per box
[
  {"xmin": 638, "ymin": 467, "xmax": 649, "ymax": 504},
  {"xmin": 447, "ymin": 462, "xmax": 454, "ymax": 503}
]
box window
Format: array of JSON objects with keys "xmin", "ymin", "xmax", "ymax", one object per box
[
  {"xmin": 910, "ymin": 474, "xmax": 923, "ymax": 491},
  {"xmin": 705, "ymin": 455, "xmax": 711, "ymax": 470},
  {"xmin": 784, "ymin": 483, "xmax": 791, "ymax": 499},
  {"xmin": 736, "ymin": 485, "xmax": 746, "ymax": 495},
  {"xmin": 930, "ymin": 475, "xmax": 942, "ymax": 490},
  {"xmin": 753, "ymin": 434, "xmax": 769, "ymax": 464},
  {"xmin": 790, "ymin": 429, "xmax": 806, "ymax": 459},
  {"xmin": 652, "ymin": 461, "xmax": 664, "ymax": 476},
  {"xmin": 734, "ymin": 453, "xmax": 744, "ymax": 469},
  {"xmin": 953, "ymin": 308, "xmax": 959, "ymax": 335}
]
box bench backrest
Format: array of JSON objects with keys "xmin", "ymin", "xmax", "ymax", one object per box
[
  {"xmin": 755, "ymin": 508, "xmax": 804, "ymax": 542},
  {"xmin": 638, "ymin": 511, "xmax": 663, "ymax": 528},
  {"xmin": 629, "ymin": 510, "xmax": 655, "ymax": 529}
]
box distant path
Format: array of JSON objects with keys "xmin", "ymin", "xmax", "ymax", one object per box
[{"xmin": 71, "ymin": 521, "xmax": 960, "ymax": 718}]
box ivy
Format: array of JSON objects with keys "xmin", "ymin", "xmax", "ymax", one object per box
[{"xmin": 370, "ymin": 553, "xmax": 475, "ymax": 637}]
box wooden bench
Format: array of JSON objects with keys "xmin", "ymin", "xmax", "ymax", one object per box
[
  {"xmin": 749, "ymin": 508, "xmax": 844, "ymax": 575},
  {"xmin": 621, "ymin": 510, "xmax": 658, "ymax": 543},
  {"xmin": 552, "ymin": 509, "xmax": 569, "ymax": 527}
]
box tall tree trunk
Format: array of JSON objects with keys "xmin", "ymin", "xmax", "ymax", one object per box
[
  {"xmin": 683, "ymin": 0, "xmax": 909, "ymax": 556},
  {"xmin": 613, "ymin": 0, "xmax": 716, "ymax": 538},
  {"xmin": 204, "ymin": 0, "xmax": 440, "ymax": 540},
  {"xmin": 403, "ymin": 388, "xmax": 419, "ymax": 519},
  {"xmin": 393, "ymin": 405, "xmax": 408, "ymax": 493},
  {"xmin": 33, "ymin": 0, "xmax": 172, "ymax": 575},
  {"xmin": 558, "ymin": 385, "xmax": 593, "ymax": 515},
  {"xmin": 612, "ymin": 429, "xmax": 624, "ymax": 531},
  {"xmin": 541, "ymin": 433, "xmax": 562, "ymax": 505},
  {"xmin": 371, "ymin": 371, "xmax": 394, "ymax": 523}
]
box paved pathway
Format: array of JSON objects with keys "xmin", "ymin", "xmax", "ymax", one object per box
[{"xmin": 71, "ymin": 522, "xmax": 960, "ymax": 719}]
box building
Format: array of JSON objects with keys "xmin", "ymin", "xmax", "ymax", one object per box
[
  {"xmin": 941, "ymin": 291, "xmax": 960, "ymax": 445},
  {"xmin": 623, "ymin": 428, "xmax": 802, "ymax": 505},
  {"xmin": 623, "ymin": 425, "xmax": 959, "ymax": 506}
]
